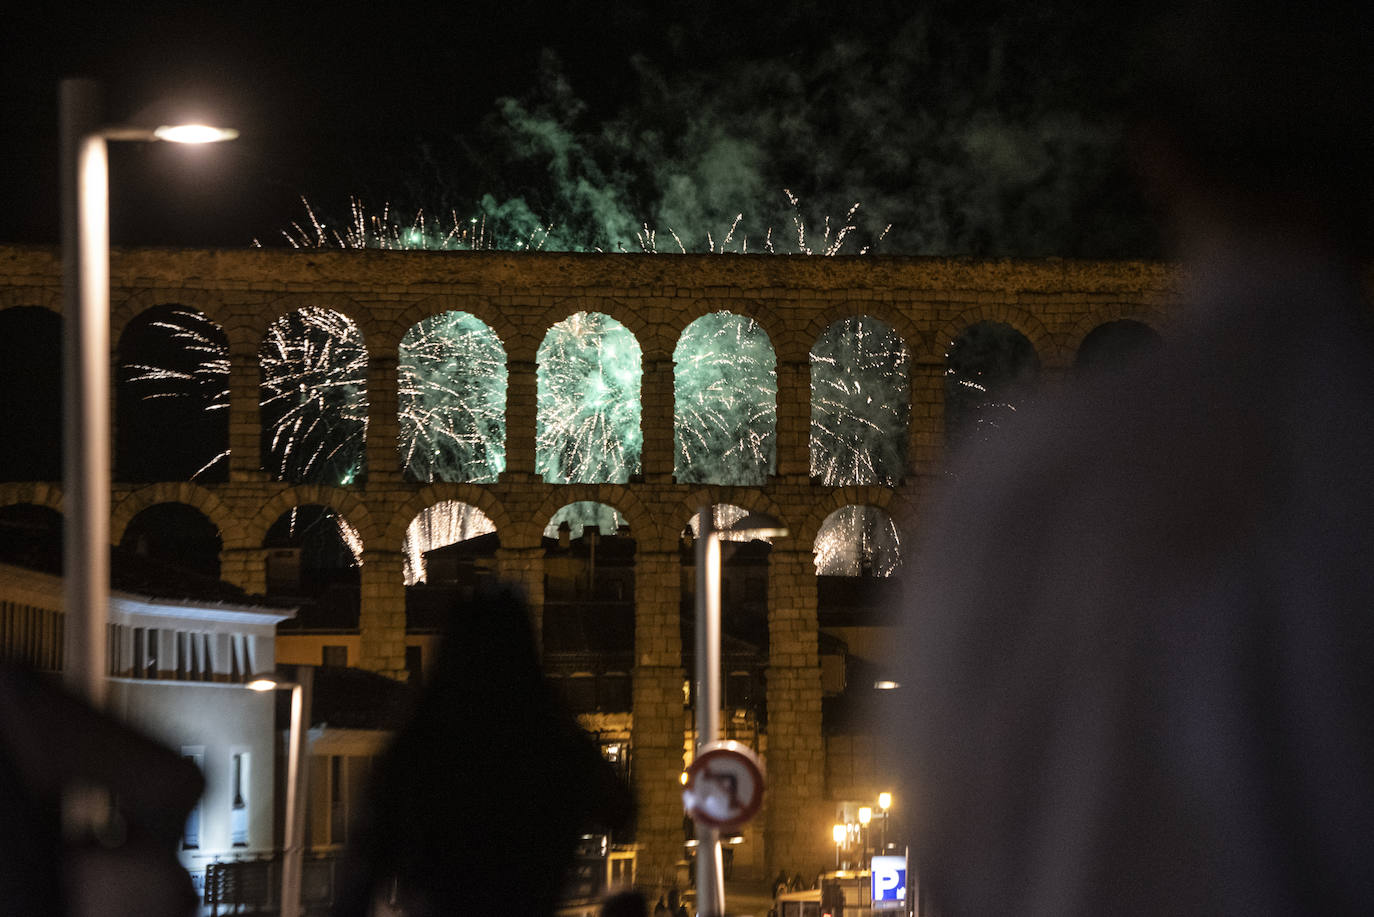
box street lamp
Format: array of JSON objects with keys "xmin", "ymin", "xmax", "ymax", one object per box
[
  {"xmin": 691, "ymin": 506, "xmax": 788, "ymax": 917},
  {"xmin": 833, "ymin": 823, "xmax": 846, "ymax": 869},
  {"xmin": 60, "ymin": 78, "xmax": 236, "ymax": 706},
  {"xmin": 248, "ymin": 669, "xmax": 313, "ymax": 917}
]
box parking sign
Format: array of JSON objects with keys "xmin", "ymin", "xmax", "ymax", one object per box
[{"xmin": 870, "ymin": 854, "xmax": 906, "ymax": 911}]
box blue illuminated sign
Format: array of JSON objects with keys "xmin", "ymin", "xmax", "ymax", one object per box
[{"xmin": 871, "ymin": 854, "xmax": 907, "ymax": 911}]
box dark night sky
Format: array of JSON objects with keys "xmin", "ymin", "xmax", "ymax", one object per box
[{"xmin": 1, "ymin": 2, "xmax": 1153, "ymax": 255}]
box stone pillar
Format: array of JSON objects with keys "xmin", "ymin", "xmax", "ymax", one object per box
[
  {"xmin": 775, "ymin": 361, "xmax": 810, "ymax": 479},
  {"xmin": 227, "ymin": 342, "xmax": 268, "ymax": 482},
  {"xmin": 631, "ymin": 549, "xmax": 687, "ymax": 888},
  {"xmin": 220, "ymin": 546, "xmax": 266, "ymax": 595},
  {"xmin": 495, "ymin": 545, "xmax": 545, "ymax": 647},
  {"xmin": 908, "ymin": 361, "xmax": 945, "ymax": 478},
  {"xmin": 358, "ymin": 548, "xmax": 406, "ymax": 678},
  {"xmin": 364, "ymin": 351, "xmax": 401, "ymax": 485},
  {"xmin": 502, "ymin": 359, "xmax": 538, "ymax": 480},
  {"xmin": 765, "ymin": 548, "xmax": 828, "ymax": 876},
  {"xmin": 640, "ymin": 357, "xmax": 675, "ymax": 483}
]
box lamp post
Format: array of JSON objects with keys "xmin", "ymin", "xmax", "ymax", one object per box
[
  {"xmin": 691, "ymin": 506, "xmax": 788, "ymax": 917},
  {"xmin": 833, "ymin": 823, "xmax": 846, "ymax": 869},
  {"xmin": 60, "ymin": 78, "xmax": 237, "ymax": 706},
  {"xmin": 858, "ymin": 806, "xmax": 872, "ymax": 869},
  {"xmin": 878, "ymin": 792, "xmax": 891, "ymax": 852},
  {"xmin": 248, "ymin": 668, "xmax": 313, "ymax": 917}
]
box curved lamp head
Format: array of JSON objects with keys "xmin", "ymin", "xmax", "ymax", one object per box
[
  {"xmin": 153, "ymin": 123, "xmax": 239, "ymax": 143},
  {"xmin": 719, "ymin": 511, "xmax": 789, "ymax": 540},
  {"xmin": 247, "ymin": 674, "xmax": 298, "ymax": 692}
]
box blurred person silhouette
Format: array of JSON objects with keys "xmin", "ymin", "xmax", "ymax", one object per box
[
  {"xmin": 0, "ymin": 662, "xmax": 204, "ymax": 917},
  {"xmin": 332, "ymin": 584, "xmax": 632, "ymax": 916},
  {"xmin": 896, "ymin": 2, "xmax": 1374, "ymax": 915}
]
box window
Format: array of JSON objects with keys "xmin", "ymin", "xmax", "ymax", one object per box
[
  {"xmin": 181, "ymin": 748, "xmax": 204, "ymax": 849},
  {"xmin": 230, "ymin": 751, "xmax": 249, "ymax": 846},
  {"xmin": 322, "ymin": 645, "xmax": 348, "ymax": 668}
]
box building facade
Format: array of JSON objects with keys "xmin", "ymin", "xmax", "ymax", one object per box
[{"xmin": 0, "ymin": 244, "xmax": 1174, "ymax": 881}]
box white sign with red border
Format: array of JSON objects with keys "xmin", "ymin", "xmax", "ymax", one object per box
[{"xmin": 682, "ymin": 740, "xmax": 766, "ymax": 830}]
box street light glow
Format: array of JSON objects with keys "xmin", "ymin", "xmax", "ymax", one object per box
[
  {"xmin": 246, "ymin": 677, "xmax": 278, "ymax": 692},
  {"xmin": 153, "ymin": 123, "xmax": 240, "ymax": 144},
  {"xmin": 879, "ymin": 791, "xmax": 892, "ymax": 811}
]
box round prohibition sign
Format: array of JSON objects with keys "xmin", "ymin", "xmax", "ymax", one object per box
[{"xmin": 683, "ymin": 740, "xmax": 766, "ymax": 830}]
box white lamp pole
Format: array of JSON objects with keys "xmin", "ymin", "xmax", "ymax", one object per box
[
  {"xmin": 249, "ymin": 669, "xmax": 312, "ymax": 917},
  {"xmin": 59, "ymin": 77, "xmax": 236, "ymax": 706},
  {"xmin": 693, "ymin": 505, "xmax": 725, "ymax": 917},
  {"xmin": 691, "ymin": 506, "xmax": 787, "ymax": 917}
]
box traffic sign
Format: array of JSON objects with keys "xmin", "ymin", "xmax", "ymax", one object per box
[
  {"xmin": 871, "ymin": 854, "xmax": 907, "ymax": 911},
  {"xmin": 682, "ymin": 740, "xmax": 765, "ymax": 830}
]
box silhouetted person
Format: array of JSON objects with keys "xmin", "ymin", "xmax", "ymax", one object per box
[
  {"xmin": 897, "ymin": 3, "xmax": 1374, "ymax": 915},
  {"xmin": 332, "ymin": 584, "xmax": 632, "ymax": 916},
  {"xmin": 0, "ymin": 663, "xmax": 204, "ymax": 917}
]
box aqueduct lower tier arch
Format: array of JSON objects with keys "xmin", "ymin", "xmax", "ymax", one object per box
[{"xmin": 0, "ymin": 245, "xmax": 1174, "ymax": 885}]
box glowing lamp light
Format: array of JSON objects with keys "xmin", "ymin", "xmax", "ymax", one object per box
[
  {"xmin": 874, "ymin": 680, "xmax": 900, "ymax": 690},
  {"xmin": 833, "ymin": 824, "xmax": 847, "ymax": 845},
  {"xmin": 153, "ymin": 123, "xmax": 239, "ymax": 144},
  {"xmin": 858, "ymin": 806, "xmax": 873, "ymax": 826},
  {"xmin": 246, "ymin": 677, "xmax": 279, "ymax": 692},
  {"xmin": 879, "ymin": 792, "xmax": 892, "ymax": 812}
]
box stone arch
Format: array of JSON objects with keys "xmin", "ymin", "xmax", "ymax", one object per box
[
  {"xmin": 673, "ymin": 311, "xmax": 778, "ymax": 486},
  {"xmin": 259, "ymin": 307, "xmax": 369, "ymax": 485},
  {"xmin": 398, "ymin": 293, "xmax": 520, "ymax": 358},
  {"xmin": 0, "ymin": 483, "xmax": 63, "ymax": 515},
  {"xmin": 675, "ymin": 488, "xmax": 791, "ymax": 543},
  {"xmin": 0, "ymin": 502, "xmax": 63, "ymax": 568},
  {"xmin": 401, "ymin": 498, "xmax": 500, "ymax": 587},
  {"xmin": 398, "ymin": 309, "xmax": 508, "ymax": 484},
  {"xmin": 525, "ymin": 485, "xmax": 660, "ymax": 550},
  {"xmin": 115, "ymin": 303, "xmax": 231, "ymax": 483},
  {"xmin": 1074, "ymin": 318, "xmax": 1165, "ymax": 374},
  {"xmin": 0, "ymin": 288, "xmax": 59, "ymax": 313},
  {"xmin": 1066, "ymin": 304, "xmax": 1169, "ymax": 351},
  {"xmin": 943, "ymin": 315, "xmax": 1042, "ymax": 448},
  {"xmin": 112, "ymin": 483, "xmax": 236, "ymax": 548},
  {"xmin": 117, "ymin": 501, "xmax": 224, "ymax": 580},
  {"xmin": 536, "ymin": 297, "xmax": 654, "ymax": 355},
  {"xmin": 801, "ymin": 300, "xmax": 927, "ymax": 366},
  {"xmin": 664, "ymin": 298, "xmax": 789, "ymax": 363},
  {"xmin": 0, "ymin": 306, "xmax": 62, "ymax": 482},
  {"xmin": 259, "ymin": 292, "xmax": 373, "ymax": 345},
  {"xmin": 535, "ymin": 311, "xmax": 643, "ymax": 484},
  {"xmin": 385, "ymin": 485, "xmax": 512, "ymax": 551},
  {"xmin": 245, "ymin": 486, "xmax": 377, "ymax": 553},
  {"xmin": 932, "ymin": 304, "xmax": 1054, "ymax": 369},
  {"xmin": 809, "ymin": 315, "xmax": 911, "ymax": 487},
  {"xmin": 812, "ymin": 503, "xmax": 903, "ymax": 578},
  {"xmin": 797, "ymin": 486, "xmax": 901, "ymax": 550},
  {"xmin": 110, "ymin": 288, "xmax": 230, "ymax": 347}
]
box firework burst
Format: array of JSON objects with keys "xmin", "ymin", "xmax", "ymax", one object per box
[
  {"xmin": 813, "ymin": 505, "xmax": 901, "ymax": 577},
  {"xmin": 536, "ymin": 312, "xmax": 643, "ymax": 484},
  {"xmin": 259, "ymin": 308, "xmax": 369, "ymax": 485},
  {"xmin": 810, "ymin": 317, "xmax": 910, "ymax": 487},
  {"xmin": 674, "ymin": 312, "xmax": 776, "ymax": 485},
  {"xmin": 399, "ymin": 312, "xmax": 508, "ymax": 483}
]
